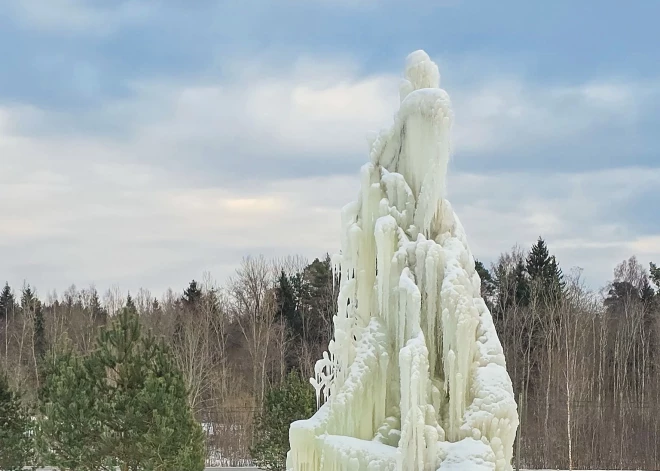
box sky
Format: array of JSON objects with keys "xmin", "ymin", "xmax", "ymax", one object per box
[{"xmin": 1, "ymin": 0, "xmax": 659, "ymax": 299}]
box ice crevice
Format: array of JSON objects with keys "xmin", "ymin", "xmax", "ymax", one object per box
[{"xmin": 288, "ymin": 50, "xmax": 519, "ymax": 471}]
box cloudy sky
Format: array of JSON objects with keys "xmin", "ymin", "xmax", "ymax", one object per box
[{"xmin": 1, "ymin": 0, "xmax": 659, "ymax": 298}]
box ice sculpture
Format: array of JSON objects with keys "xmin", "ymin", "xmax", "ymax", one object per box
[{"xmin": 287, "ymin": 50, "xmax": 519, "ymax": 471}]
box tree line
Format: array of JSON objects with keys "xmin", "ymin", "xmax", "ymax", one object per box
[{"xmin": 1, "ymin": 242, "xmax": 660, "ymax": 469}]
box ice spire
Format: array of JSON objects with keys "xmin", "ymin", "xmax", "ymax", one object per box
[{"xmin": 287, "ymin": 50, "xmax": 519, "ymax": 471}]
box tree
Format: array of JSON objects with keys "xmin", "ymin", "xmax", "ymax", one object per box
[
  {"xmin": 183, "ymin": 280, "xmax": 203, "ymax": 311},
  {"xmin": 475, "ymin": 259, "xmax": 496, "ymax": 310},
  {"xmin": 0, "ymin": 373, "xmax": 33, "ymax": 471},
  {"xmin": 0, "ymin": 282, "xmax": 15, "ymax": 319},
  {"xmin": 33, "ymin": 302, "xmax": 46, "ymax": 380},
  {"xmin": 250, "ymin": 370, "xmax": 316, "ymax": 471},
  {"xmin": 37, "ymin": 340, "xmax": 110, "ymax": 471},
  {"xmin": 650, "ymin": 262, "xmax": 660, "ymax": 292},
  {"xmin": 231, "ymin": 256, "xmax": 278, "ymax": 405},
  {"xmin": 526, "ymin": 237, "xmax": 564, "ymax": 302},
  {"xmin": 38, "ymin": 307, "xmax": 206, "ymax": 471},
  {"xmin": 95, "ymin": 308, "xmax": 206, "ymax": 471},
  {"xmin": 89, "ymin": 287, "xmax": 108, "ymax": 324},
  {"xmin": 125, "ymin": 293, "xmax": 137, "ymax": 313}
]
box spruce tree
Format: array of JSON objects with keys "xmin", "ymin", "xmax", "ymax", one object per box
[
  {"xmin": 125, "ymin": 293, "xmax": 137, "ymax": 313},
  {"xmin": 182, "ymin": 280, "xmax": 203, "ymax": 310},
  {"xmin": 526, "ymin": 237, "xmax": 564, "ymax": 302},
  {"xmin": 0, "ymin": 282, "xmax": 15, "ymax": 319},
  {"xmin": 0, "ymin": 373, "xmax": 34, "ymax": 471},
  {"xmin": 526, "ymin": 237, "xmax": 551, "ymax": 280},
  {"xmin": 89, "ymin": 287, "xmax": 108, "ymax": 324}
]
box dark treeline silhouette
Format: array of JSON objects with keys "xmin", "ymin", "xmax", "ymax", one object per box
[{"xmin": 1, "ymin": 242, "xmax": 659, "ymax": 468}]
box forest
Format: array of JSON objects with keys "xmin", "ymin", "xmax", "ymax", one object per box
[{"xmin": 1, "ymin": 237, "xmax": 660, "ymax": 469}]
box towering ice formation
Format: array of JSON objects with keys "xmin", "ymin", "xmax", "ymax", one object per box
[{"xmin": 287, "ymin": 50, "xmax": 518, "ymax": 471}]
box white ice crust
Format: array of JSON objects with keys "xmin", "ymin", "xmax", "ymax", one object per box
[{"xmin": 287, "ymin": 50, "xmax": 519, "ymax": 471}]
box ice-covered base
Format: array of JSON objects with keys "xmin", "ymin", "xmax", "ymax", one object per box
[{"xmin": 287, "ymin": 50, "xmax": 518, "ymax": 471}]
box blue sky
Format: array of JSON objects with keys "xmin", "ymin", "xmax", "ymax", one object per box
[{"xmin": 1, "ymin": 0, "xmax": 659, "ymax": 299}]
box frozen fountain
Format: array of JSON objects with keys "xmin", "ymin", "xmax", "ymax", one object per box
[{"xmin": 287, "ymin": 50, "xmax": 518, "ymax": 471}]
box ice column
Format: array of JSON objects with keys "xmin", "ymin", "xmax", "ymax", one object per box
[{"xmin": 287, "ymin": 50, "xmax": 519, "ymax": 471}]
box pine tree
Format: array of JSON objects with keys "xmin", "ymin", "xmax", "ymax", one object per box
[
  {"xmin": 37, "ymin": 343, "xmax": 109, "ymax": 471},
  {"xmin": 251, "ymin": 370, "xmax": 316, "ymax": 471},
  {"xmin": 95, "ymin": 307, "xmax": 205, "ymax": 471},
  {"xmin": 0, "ymin": 373, "xmax": 34, "ymax": 471},
  {"xmin": 38, "ymin": 308, "xmax": 206, "ymax": 471}
]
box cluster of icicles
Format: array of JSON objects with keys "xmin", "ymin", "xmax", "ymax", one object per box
[{"xmin": 287, "ymin": 50, "xmax": 519, "ymax": 471}]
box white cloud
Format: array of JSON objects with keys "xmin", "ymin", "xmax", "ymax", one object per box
[
  {"xmin": 1, "ymin": 55, "xmax": 659, "ymax": 297},
  {"xmin": 450, "ymin": 77, "xmax": 655, "ymax": 155},
  {"xmin": 7, "ymin": 0, "xmax": 151, "ymax": 34}
]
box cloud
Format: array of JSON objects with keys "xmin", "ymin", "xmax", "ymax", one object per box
[
  {"xmin": 449, "ymin": 167, "xmax": 660, "ymax": 288},
  {"xmin": 449, "ymin": 75, "xmax": 658, "ymax": 167},
  {"xmin": 12, "ymin": 54, "xmax": 660, "ymax": 182},
  {"xmin": 1, "ymin": 54, "xmax": 659, "ymax": 297},
  {"xmin": 6, "ymin": 0, "xmax": 151, "ymax": 34}
]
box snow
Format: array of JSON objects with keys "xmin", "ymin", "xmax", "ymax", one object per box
[{"xmin": 287, "ymin": 50, "xmax": 519, "ymax": 471}]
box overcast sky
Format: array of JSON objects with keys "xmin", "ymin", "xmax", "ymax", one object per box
[{"xmin": 1, "ymin": 0, "xmax": 659, "ymax": 299}]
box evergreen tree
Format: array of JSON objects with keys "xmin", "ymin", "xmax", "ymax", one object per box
[
  {"xmin": 20, "ymin": 285, "xmax": 34, "ymax": 310},
  {"xmin": 38, "ymin": 308, "xmax": 206, "ymax": 471},
  {"xmin": 526, "ymin": 237, "xmax": 565, "ymax": 302},
  {"xmin": 0, "ymin": 282, "xmax": 15, "ymax": 319},
  {"xmin": 251, "ymin": 370, "xmax": 316, "ymax": 471},
  {"xmin": 641, "ymin": 277, "xmax": 655, "ymax": 304},
  {"xmin": 34, "ymin": 302, "xmax": 46, "ymax": 361},
  {"xmin": 475, "ymin": 259, "xmax": 496, "ymax": 310},
  {"xmin": 526, "ymin": 237, "xmax": 551, "ymax": 280},
  {"xmin": 125, "ymin": 293, "xmax": 137, "ymax": 314},
  {"xmin": 151, "ymin": 297, "xmax": 162, "ymax": 316},
  {"xmin": 514, "ymin": 259, "xmax": 531, "ymax": 307},
  {"xmin": 89, "ymin": 287, "xmax": 107, "ymax": 324},
  {"xmin": 182, "ymin": 280, "xmax": 203, "ymax": 310},
  {"xmin": 0, "ymin": 373, "xmax": 34, "ymax": 471},
  {"xmin": 37, "ymin": 344, "xmax": 109, "ymax": 471},
  {"xmin": 275, "ymin": 270, "xmax": 302, "ymax": 336},
  {"xmin": 95, "ymin": 307, "xmax": 205, "ymax": 471},
  {"xmin": 650, "ymin": 262, "xmax": 660, "ymax": 291}
]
